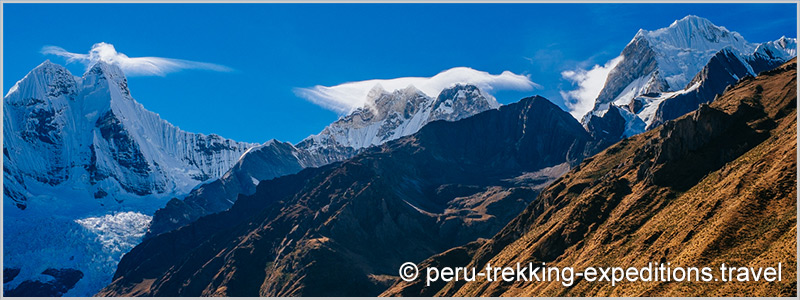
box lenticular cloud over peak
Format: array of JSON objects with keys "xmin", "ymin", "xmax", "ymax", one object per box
[
  {"xmin": 42, "ymin": 42, "xmax": 233, "ymax": 76},
  {"xmin": 294, "ymin": 67, "xmax": 540, "ymax": 113}
]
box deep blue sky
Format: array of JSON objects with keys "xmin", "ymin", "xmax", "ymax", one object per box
[{"xmin": 4, "ymin": 3, "xmax": 796, "ymax": 144}]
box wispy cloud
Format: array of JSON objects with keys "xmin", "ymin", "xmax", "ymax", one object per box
[
  {"xmin": 42, "ymin": 42, "xmax": 232, "ymax": 76},
  {"xmin": 560, "ymin": 55, "xmax": 623, "ymax": 120},
  {"xmin": 294, "ymin": 67, "xmax": 540, "ymax": 113}
]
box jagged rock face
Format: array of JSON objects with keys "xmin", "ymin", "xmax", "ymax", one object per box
[
  {"xmin": 146, "ymin": 140, "xmax": 326, "ymax": 236},
  {"xmin": 429, "ymin": 84, "xmax": 496, "ymax": 122},
  {"xmin": 592, "ymin": 36, "xmax": 663, "ymax": 111},
  {"xmin": 589, "ymin": 15, "xmax": 756, "ymax": 118},
  {"xmin": 636, "ymin": 15, "xmax": 755, "ymax": 90},
  {"xmin": 386, "ymin": 60, "xmax": 797, "ymax": 297},
  {"xmin": 98, "ymin": 96, "xmax": 598, "ymax": 297},
  {"xmin": 648, "ymin": 47, "xmax": 780, "ymax": 128},
  {"xmin": 3, "ymin": 60, "xmax": 257, "ymax": 207},
  {"xmin": 298, "ymin": 83, "xmax": 499, "ymax": 152},
  {"xmin": 4, "ymin": 62, "xmax": 75, "ymax": 189},
  {"xmin": 146, "ymin": 83, "xmax": 499, "ymax": 238},
  {"xmin": 584, "ymin": 105, "xmax": 626, "ymax": 146},
  {"xmin": 2, "ymin": 60, "xmax": 257, "ymax": 297},
  {"xmin": 583, "ymin": 16, "xmax": 795, "ymax": 143},
  {"xmin": 92, "ymin": 110, "xmax": 158, "ymax": 195},
  {"xmin": 754, "ymin": 36, "xmax": 798, "ymax": 61}
]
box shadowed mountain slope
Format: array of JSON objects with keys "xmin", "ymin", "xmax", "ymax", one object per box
[
  {"xmin": 98, "ymin": 95, "xmax": 599, "ymax": 296},
  {"xmin": 384, "ymin": 59, "xmax": 797, "ymax": 297}
]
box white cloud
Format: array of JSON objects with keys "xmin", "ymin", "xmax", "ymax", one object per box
[
  {"xmin": 294, "ymin": 67, "xmax": 540, "ymax": 113},
  {"xmin": 42, "ymin": 42, "xmax": 232, "ymax": 76},
  {"xmin": 560, "ymin": 56, "xmax": 624, "ymax": 120}
]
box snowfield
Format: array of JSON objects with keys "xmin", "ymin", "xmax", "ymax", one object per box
[
  {"xmin": 3, "ymin": 184, "xmax": 169, "ymax": 296},
  {"xmin": 3, "ymin": 60, "xmax": 254, "ymax": 296}
]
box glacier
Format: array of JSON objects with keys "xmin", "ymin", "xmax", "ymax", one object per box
[
  {"xmin": 4, "ymin": 60, "xmax": 502, "ymax": 296},
  {"xmin": 3, "ymin": 60, "xmax": 257, "ymax": 296},
  {"xmin": 7, "ymin": 14, "xmax": 795, "ymax": 297}
]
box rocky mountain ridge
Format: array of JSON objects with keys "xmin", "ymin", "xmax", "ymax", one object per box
[
  {"xmin": 583, "ymin": 15, "xmax": 795, "ymax": 143},
  {"xmin": 2, "ymin": 60, "xmax": 258, "ymax": 296},
  {"xmin": 99, "ymin": 94, "xmax": 599, "ymax": 296},
  {"xmin": 384, "ymin": 59, "xmax": 797, "ymax": 297},
  {"xmin": 146, "ymin": 83, "xmax": 499, "ymax": 237}
]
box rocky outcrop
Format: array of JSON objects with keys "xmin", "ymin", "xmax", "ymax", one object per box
[
  {"xmin": 584, "ymin": 105, "xmax": 627, "ymax": 147},
  {"xmin": 592, "ymin": 36, "xmax": 663, "ymax": 111},
  {"xmin": 582, "ymin": 16, "xmax": 795, "ymax": 143},
  {"xmin": 4, "ymin": 268, "xmax": 84, "ymax": 297},
  {"xmin": 145, "ymin": 84, "xmax": 499, "ymax": 238},
  {"xmin": 649, "ymin": 47, "xmax": 786, "ymax": 128},
  {"xmin": 385, "ymin": 59, "xmax": 797, "ymax": 297},
  {"xmin": 99, "ymin": 96, "xmax": 599, "ymax": 297}
]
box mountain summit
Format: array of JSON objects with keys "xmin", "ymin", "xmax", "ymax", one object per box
[
  {"xmin": 631, "ymin": 15, "xmax": 754, "ymax": 90},
  {"xmin": 384, "ymin": 58, "xmax": 798, "ymax": 297},
  {"xmin": 4, "ymin": 60, "xmax": 256, "ymax": 207},
  {"xmin": 3, "ymin": 60, "xmax": 257, "ymax": 296},
  {"xmin": 4, "ymin": 58, "xmax": 501, "ymax": 295},
  {"xmin": 99, "ymin": 94, "xmax": 596, "ymax": 297},
  {"xmin": 297, "ymin": 83, "xmax": 498, "ymax": 154},
  {"xmin": 583, "ymin": 15, "xmax": 795, "ymax": 142},
  {"xmin": 147, "ymin": 83, "xmax": 499, "ymax": 237}
]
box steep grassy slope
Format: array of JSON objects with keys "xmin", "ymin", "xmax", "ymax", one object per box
[{"xmin": 384, "ymin": 59, "xmax": 797, "ymax": 297}]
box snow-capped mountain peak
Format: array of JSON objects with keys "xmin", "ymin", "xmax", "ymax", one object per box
[
  {"xmin": 636, "ymin": 15, "xmax": 752, "ymax": 52},
  {"xmin": 365, "ymin": 84, "xmax": 427, "ymax": 117},
  {"xmin": 631, "ymin": 15, "xmax": 756, "ymax": 93},
  {"xmin": 583, "ymin": 15, "xmax": 795, "ymax": 143},
  {"xmin": 84, "ymin": 60, "xmax": 126, "ymax": 82},
  {"xmin": 297, "ymin": 83, "xmax": 497, "ymax": 152},
  {"xmin": 5, "ymin": 60, "xmax": 77, "ymax": 100},
  {"xmin": 365, "ymin": 83, "xmax": 388, "ymax": 102},
  {"xmin": 147, "ymin": 83, "xmax": 502, "ymax": 241},
  {"xmin": 773, "ymin": 35, "xmax": 797, "ymax": 52},
  {"xmin": 4, "ymin": 59, "xmax": 259, "ymax": 296},
  {"xmin": 4, "ymin": 59, "xmax": 257, "ymax": 206},
  {"xmin": 754, "ymin": 36, "xmax": 797, "ymax": 61}
]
